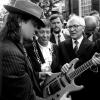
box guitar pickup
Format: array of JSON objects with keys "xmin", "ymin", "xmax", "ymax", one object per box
[{"xmin": 48, "ymin": 80, "xmax": 61, "ymax": 95}]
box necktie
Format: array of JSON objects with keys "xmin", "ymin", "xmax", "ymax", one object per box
[
  {"xmin": 74, "ymin": 40, "xmax": 78, "ymax": 54},
  {"xmin": 58, "ymin": 34, "xmax": 61, "ymax": 45}
]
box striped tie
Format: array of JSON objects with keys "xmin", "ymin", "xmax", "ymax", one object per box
[{"xmin": 74, "ymin": 40, "xmax": 78, "ymax": 54}]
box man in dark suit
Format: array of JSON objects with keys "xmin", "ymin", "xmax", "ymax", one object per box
[
  {"xmin": 59, "ymin": 15, "xmax": 100, "ymax": 100},
  {"xmin": 89, "ymin": 10, "xmax": 100, "ymax": 32},
  {"xmin": 84, "ymin": 15, "xmax": 100, "ymax": 41},
  {"xmin": 0, "ymin": 0, "xmax": 46, "ymax": 100},
  {"xmin": 49, "ymin": 14, "xmax": 70, "ymax": 45}
]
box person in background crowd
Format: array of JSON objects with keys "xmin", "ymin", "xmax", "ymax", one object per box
[
  {"xmin": 84, "ymin": 15, "xmax": 100, "ymax": 41},
  {"xmin": 0, "ymin": 0, "xmax": 47, "ymax": 100},
  {"xmin": 89, "ymin": 10, "xmax": 100, "ymax": 31},
  {"xmin": 49, "ymin": 14, "xmax": 70, "ymax": 45},
  {"xmin": 59, "ymin": 15, "xmax": 100, "ymax": 100}
]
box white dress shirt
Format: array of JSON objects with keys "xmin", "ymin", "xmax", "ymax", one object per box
[
  {"xmin": 38, "ymin": 42, "xmax": 53, "ymax": 72},
  {"xmin": 72, "ymin": 35, "xmax": 83, "ymax": 49}
]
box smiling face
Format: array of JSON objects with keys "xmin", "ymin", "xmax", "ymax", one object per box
[
  {"xmin": 68, "ymin": 19, "xmax": 85, "ymax": 40},
  {"xmin": 37, "ymin": 27, "xmax": 51, "ymax": 46}
]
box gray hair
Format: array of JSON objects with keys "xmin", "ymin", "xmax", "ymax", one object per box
[
  {"xmin": 67, "ymin": 15, "xmax": 85, "ymax": 27},
  {"xmin": 84, "ymin": 16, "xmax": 98, "ymax": 26}
]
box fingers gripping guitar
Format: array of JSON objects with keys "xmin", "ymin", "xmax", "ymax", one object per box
[
  {"xmin": 92, "ymin": 52, "xmax": 100, "ymax": 66},
  {"xmin": 43, "ymin": 52, "xmax": 100, "ymax": 100},
  {"xmin": 61, "ymin": 58, "xmax": 79, "ymax": 74}
]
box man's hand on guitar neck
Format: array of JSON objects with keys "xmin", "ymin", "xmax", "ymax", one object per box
[
  {"xmin": 92, "ymin": 52, "xmax": 100, "ymax": 66},
  {"xmin": 91, "ymin": 52, "xmax": 100, "ymax": 72}
]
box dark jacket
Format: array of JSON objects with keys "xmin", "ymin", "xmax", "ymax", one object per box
[
  {"xmin": 59, "ymin": 37, "xmax": 100, "ymax": 100},
  {"xmin": 25, "ymin": 40, "xmax": 60, "ymax": 73},
  {"xmin": 0, "ymin": 39, "xmax": 43, "ymax": 100}
]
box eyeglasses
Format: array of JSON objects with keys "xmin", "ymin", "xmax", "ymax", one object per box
[{"xmin": 68, "ymin": 25, "xmax": 82, "ymax": 30}]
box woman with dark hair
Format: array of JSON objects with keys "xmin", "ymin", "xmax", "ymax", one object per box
[{"xmin": 0, "ymin": 0, "xmax": 46, "ymax": 100}]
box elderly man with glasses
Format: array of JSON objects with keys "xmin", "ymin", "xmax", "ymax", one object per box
[{"xmin": 58, "ymin": 15, "xmax": 100, "ymax": 100}]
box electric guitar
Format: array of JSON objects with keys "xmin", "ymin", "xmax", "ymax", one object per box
[{"xmin": 43, "ymin": 56, "xmax": 98, "ymax": 100}]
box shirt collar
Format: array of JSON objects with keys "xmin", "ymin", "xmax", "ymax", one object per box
[
  {"xmin": 72, "ymin": 35, "xmax": 83, "ymax": 43},
  {"xmin": 72, "ymin": 35, "xmax": 83, "ymax": 48},
  {"xmin": 38, "ymin": 41, "xmax": 52, "ymax": 50}
]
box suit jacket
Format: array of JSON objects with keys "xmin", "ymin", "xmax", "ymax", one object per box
[
  {"xmin": 86, "ymin": 30, "xmax": 100, "ymax": 42},
  {"xmin": 93, "ymin": 31, "xmax": 100, "ymax": 41},
  {"xmin": 59, "ymin": 37, "xmax": 99, "ymax": 100},
  {"xmin": 0, "ymin": 39, "xmax": 44, "ymax": 100},
  {"xmin": 25, "ymin": 40, "xmax": 60, "ymax": 73}
]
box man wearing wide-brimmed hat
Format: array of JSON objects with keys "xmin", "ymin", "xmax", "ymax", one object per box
[{"xmin": 0, "ymin": 0, "xmax": 46, "ymax": 100}]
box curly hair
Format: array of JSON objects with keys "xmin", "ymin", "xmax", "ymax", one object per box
[{"xmin": 0, "ymin": 13, "xmax": 38, "ymax": 42}]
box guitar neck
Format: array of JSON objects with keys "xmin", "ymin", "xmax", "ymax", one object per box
[{"xmin": 68, "ymin": 59, "xmax": 94, "ymax": 80}]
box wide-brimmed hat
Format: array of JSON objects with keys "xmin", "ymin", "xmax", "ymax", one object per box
[{"xmin": 4, "ymin": 0, "xmax": 45, "ymax": 26}]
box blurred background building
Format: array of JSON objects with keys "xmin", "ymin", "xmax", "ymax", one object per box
[
  {"xmin": 0, "ymin": 0, "xmax": 100, "ymax": 23},
  {"xmin": 71, "ymin": 0, "xmax": 92, "ymax": 17},
  {"xmin": 67, "ymin": 0, "xmax": 100, "ymax": 17}
]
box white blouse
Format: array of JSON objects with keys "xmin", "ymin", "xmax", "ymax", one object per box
[{"xmin": 38, "ymin": 42, "xmax": 53, "ymax": 72}]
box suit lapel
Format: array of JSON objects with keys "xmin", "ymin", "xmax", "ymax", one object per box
[
  {"xmin": 63, "ymin": 39, "xmax": 76, "ymax": 62},
  {"xmin": 77, "ymin": 37, "xmax": 86, "ymax": 55},
  {"xmin": 12, "ymin": 40, "xmax": 42, "ymax": 94},
  {"xmin": 68, "ymin": 39, "xmax": 75, "ymax": 54},
  {"xmin": 51, "ymin": 44, "xmax": 56, "ymax": 66},
  {"xmin": 13, "ymin": 41, "xmax": 34, "ymax": 73},
  {"xmin": 50, "ymin": 44, "xmax": 60, "ymax": 72},
  {"xmin": 50, "ymin": 34, "xmax": 56, "ymax": 44}
]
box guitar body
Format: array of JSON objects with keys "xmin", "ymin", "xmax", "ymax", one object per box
[{"xmin": 43, "ymin": 58, "xmax": 83, "ymax": 100}]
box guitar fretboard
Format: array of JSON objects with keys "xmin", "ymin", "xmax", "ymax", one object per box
[{"xmin": 68, "ymin": 59, "xmax": 93, "ymax": 80}]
